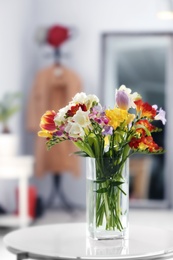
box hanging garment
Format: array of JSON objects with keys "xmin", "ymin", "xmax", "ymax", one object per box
[{"xmin": 26, "ymin": 64, "xmax": 82, "ymax": 177}]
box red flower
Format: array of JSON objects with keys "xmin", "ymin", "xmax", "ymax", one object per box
[
  {"xmin": 66, "ymin": 104, "xmax": 87, "ymax": 117},
  {"xmin": 136, "ymin": 119, "xmax": 156, "ymax": 136},
  {"xmin": 80, "ymin": 104, "xmax": 87, "ymax": 111},
  {"xmin": 66, "ymin": 104, "xmax": 80, "ymax": 117},
  {"xmin": 129, "ymin": 135, "xmax": 162, "ymax": 152},
  {"xmin": 142, "ymin": 136, "xmax": 161, "ymax": 152},
  {"xmin": 135, "ymin": 99, "xmax": 156, "ymax": 119},
  {"xmin": 40, "ymin": 110, "xmax": 56, "ymax": 132},
  {"xmin": 129, "ymin": 137, "xmax": 141, "ymax": 149},
  {"xmin": 134, "ymin": 99, "xmax": 143, "ymax": 112}
]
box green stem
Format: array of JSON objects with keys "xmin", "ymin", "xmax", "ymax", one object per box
[
  {"xmin": 102, "ymin": 183, "xmax": 111, "ymax": 229},
  {"xmin": 95, "ymin": 151, "xmax": 129, "ymax": 232}
]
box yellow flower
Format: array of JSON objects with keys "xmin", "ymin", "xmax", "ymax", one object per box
[
  {"xmin": 126, "ymin": 113, "xmax": 135, "ymax": 124},
  {"xmin": 138, "ymin": 142, "xmax": 148, "ymax": 151},
  {"xmin": 105, "ymin": 107, "xmax": 135, "ymax": 130},
  {"xmin": 38, "ymin": 130, "xmax": 52, "ymax": 138}
]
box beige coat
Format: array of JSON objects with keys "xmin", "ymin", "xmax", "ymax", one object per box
[{"xmin": 26, "ymin": 64, "xmax": 82, "ymax": 177}]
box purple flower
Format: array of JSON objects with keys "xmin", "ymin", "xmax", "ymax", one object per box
[
  {"xmin": 56, "ymin": 130, "xmax": 64, "ymax": 136},
  {"xmin": 116, "ymin": 90, "xmax": 130, "ymax": 110},
  {"xmin": 102, "ymin": 126, "xmax": 113, "ymax": 136},
  {"xmin": 102, "ymin": 116, "xmax": 109, "ymax": 124},
  {"xmin": 95, "ymin": 118, "xmax": 102, "ymax": 124},
  {"xmin": 92, "ymin": 105, "xmax": 102, "ymax": 114},
  {"xmin": 155, "ymin": 108, "xmax": 166, "ymax": 125}
]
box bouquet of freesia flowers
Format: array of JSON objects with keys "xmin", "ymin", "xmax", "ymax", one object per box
[{"xmin": 38, "ymin": 85, "xmax": 166, "ymax": 237}]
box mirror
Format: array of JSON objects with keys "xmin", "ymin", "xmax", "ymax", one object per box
[{"xmin": 101, "ymin": 33, "xmax": 172, "ymax": 208}]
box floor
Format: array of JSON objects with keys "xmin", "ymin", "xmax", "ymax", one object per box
[{"xmin": 1, "ymin": 208, "xmax": 173, "ymax": 259}]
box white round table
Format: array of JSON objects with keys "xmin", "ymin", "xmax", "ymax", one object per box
[{"xmin": 3, "ymin": 223, "xmax": 173, "ymax": 260}]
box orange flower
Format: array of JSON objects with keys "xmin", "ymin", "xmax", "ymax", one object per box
[
  {"xmin": 141, "ymin": 136, "xmax": 161, "ymax": 152},
  {"xmin": 135, "ymin": 99, "xmax": 156, "ymax": 119},
  {"xmin": 134, "ymin": 99, "xmax": 143, "ymax": 112},
  {"xmin": 129, "ymin": 135, "xmax": 162, "ymax": 152},
  {"xmin": 135, "ymin": 119, "xmax": 156, "ymax": 136},
  {"xmin": 40, "ymin": 110, "xmax": 56, "ymax": 132}
]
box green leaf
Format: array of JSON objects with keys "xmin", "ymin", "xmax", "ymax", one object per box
[
  {"xmin": 73, "ymin": 151, "xmax": 88, "ymax": 157},
  {"xmin": 118, "ymin": 186, "xmax": 127, "ymax": 195},
  {"xmin": 73, "ymin": 141, "xmax": 94, "ymax": 157},
  {"xmin": 95, "ymin": 188, "xmax": 108, "ymax": 193},
  {"xmin": 111, "ymin": 181, "xmax": 124, "ymax": 187},
  {"xmin": 94, "ymin": 178, "xmax": 107, "ymax": 183}
]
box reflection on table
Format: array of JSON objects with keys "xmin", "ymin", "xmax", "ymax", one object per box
[{"xmin": 86, "ymin": 237, "xmax": 129, "ymax": 257}]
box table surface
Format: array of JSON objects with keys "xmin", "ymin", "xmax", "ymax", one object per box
[{"xmin": 3, "ymin": 223, "xmax": 173, "ymax": 260}]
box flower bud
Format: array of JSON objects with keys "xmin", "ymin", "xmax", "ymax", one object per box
[{"xmin": 116, "ymin": 90, "xmax": 130, "ymax": 110}]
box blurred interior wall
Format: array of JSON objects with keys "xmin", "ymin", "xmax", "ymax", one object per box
[
  {"xmin": 0, "ymin": 0, "xmax": 173, "ymax": 211},
  {"xmin": 0, "ymin": 0, "xmax": 36, "ymax": 212}
]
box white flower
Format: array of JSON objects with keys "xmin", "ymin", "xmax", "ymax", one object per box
[
  {"xmin": 118, "ymin": 85, "xmax": 132, "ymax": 94},
  {"xmin": 116, "ymin": 85, "xmax": 141, "ymax": 109},
  {"xmin": 85, "ymin": 94, "xmax": 99, "ymax": 109},
  {"xmin": 152, "ymin": 104, "xmax": 158, "ymax": 110},
  {"xmin": 65, "ymin": 122, "xmax": 85, "ymax": 139},
  {"xmin": 73, "ymin": 109, "xmax": 90, "ymax": 127},
  {"xmin": 54, "ymin": 104, "xmax": 72, "ymax": 126},
  {"xmin": 129, "ymin": 91, "xmax": 141, "ymax": 109},
  {"xmin": 71, "ymin": 92, "xmax": 87, "ymax": 104},
  {"xmin": 70, "ymin": 92, "xmax": 99, "ymax": 109}
]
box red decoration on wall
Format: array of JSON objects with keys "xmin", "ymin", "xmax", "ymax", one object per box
[{"xmin": 47, "ymin": 25, "xmax": 69, "ymax": 47}]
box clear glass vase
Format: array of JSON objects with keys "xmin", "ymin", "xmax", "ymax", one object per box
[{"xmin": 86, "ymin": 157, "xmax": 129, "ymax": 240}]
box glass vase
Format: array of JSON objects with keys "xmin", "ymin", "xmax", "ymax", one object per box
[{"xmin": 86, "ymin": 157, "xmax": 129, "ymax": 240}]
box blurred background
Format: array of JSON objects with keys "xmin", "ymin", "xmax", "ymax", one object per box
[{"xmin": 1, "ymin": 0, "xmax": 173, "ymax": 258}]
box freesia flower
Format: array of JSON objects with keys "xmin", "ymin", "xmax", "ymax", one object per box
[
  {"xmin": 135, "ymin": 119, "xmax": 156, "ymax": 136},
  {"xmin": 71, "ymin": 92, "xmax": 87, "ymax": 104},
  {"xmin": 104, "ymin": 135, "xmax": 110, "ymax": 152},
  {"xmin": 154, "ymin": 107, "xmax": 166, "ymax": 125},
  {"xmin": 66, "ymin": 104, "xmax": 87, "ymax": 117},
  {"xmin": 102, "ymin": 125, "xmax": 113, "ymax": 136},
  {"xmin": 40, "ymin": 110, "xmax": 56, "ymax": 132},
  {"xmin": 129, "ymin": 136, "xmax": 162, "ymax": 153},
  {"xmin": 54, "ymin": 105, "xmax": 69, "ymax": 126},
  {"xmin": 73, "ymin": 109, "xmax": 90, "ymax": 127},
  {"xmin": 38, "ymin": 86, "xmax": 165, "ymax": 155},
  {"xmin": 65, "ymin": 122, "xmax": 85, "ymax": 139},
  {"xmin": 105, "ymin": 107, "xmax": 135, "ymax": 130},
  {"xmin": 115, "ymin": 85, "xmax": 141, "ymax": 109},
  {"xmin": 38, "ymin": 130, "xmax": 53, "ymax": 138},
  {"xmin": 135, "ymin": 100, "xmax": 157, "ymax": 119},
  {"xmin": 116, "ymin": 90, "xmax": 130, "ymax": 110},
  {"xmin": 85, "ymin": 94, "xmax": 99, "ymax": 109}
]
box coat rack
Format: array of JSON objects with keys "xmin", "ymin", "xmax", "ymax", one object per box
[{"xmin": 34, "ymin": 24, "xmax": 79, "ymax": 211}]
